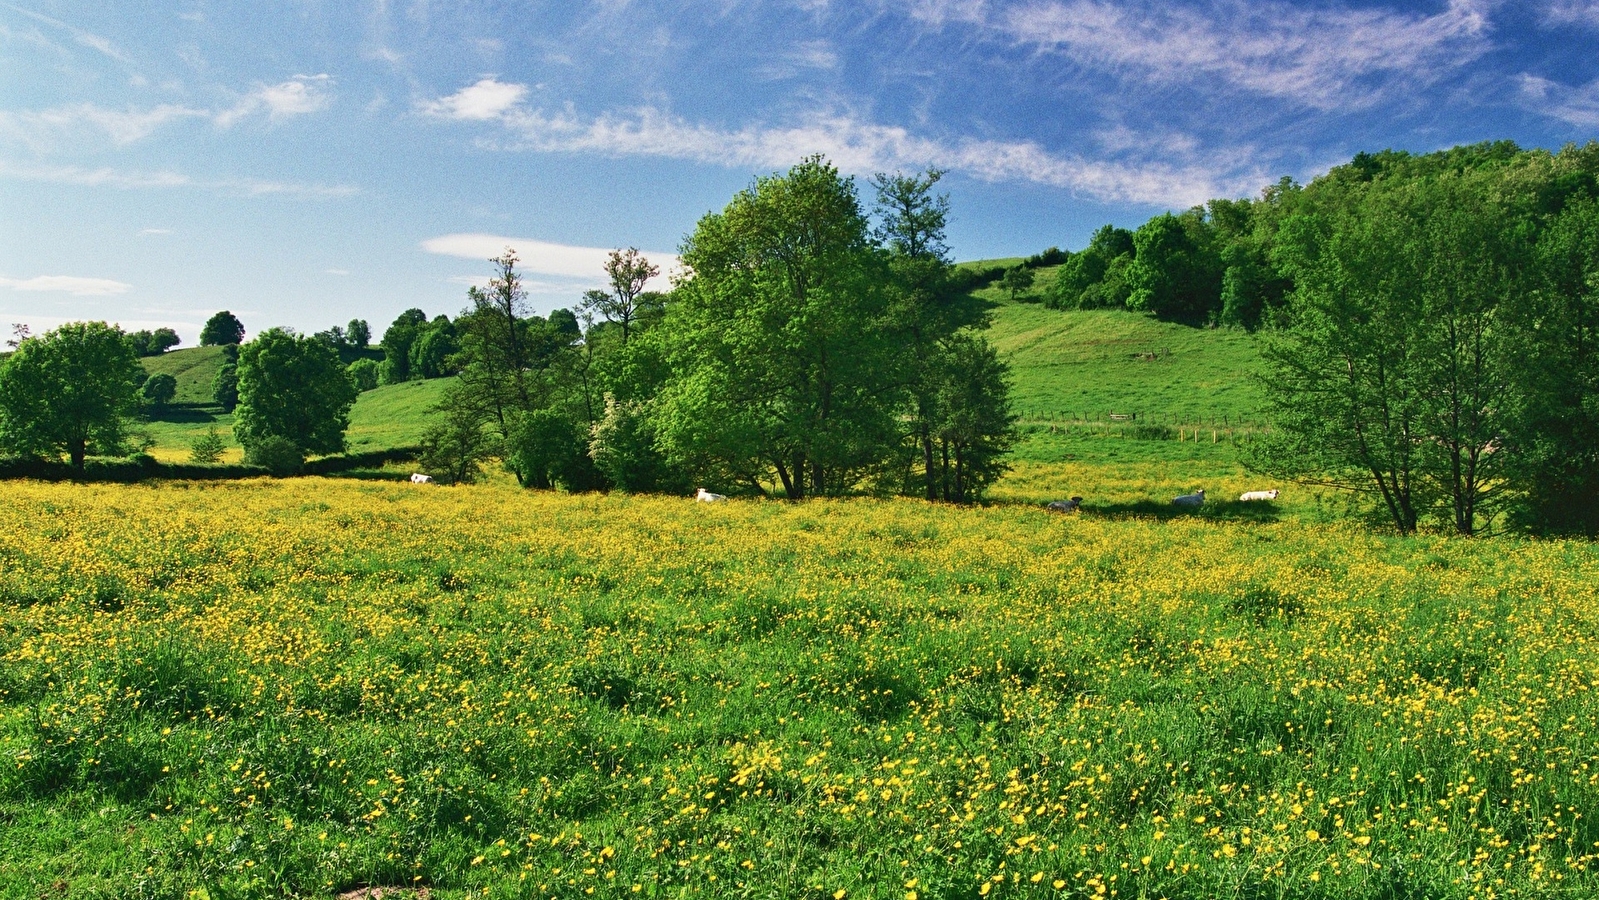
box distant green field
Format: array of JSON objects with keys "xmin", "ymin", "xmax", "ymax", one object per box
[
  {"xmin": 138, "ymin": 345, "xmax": 228, "ymax": 405},
  {"xmin": 132, "ymin": 373, "xmax": 450, "ymax": 462},
  {"xmin": 344, "ymin": 376, "xmax": 451, "ymax": 451}
]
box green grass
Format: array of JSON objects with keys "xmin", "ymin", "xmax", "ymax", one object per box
[
  {"xmin": 139, "ymin": 346, "xmax": 229, "ymax": 406},
  {"xmin": 344, "ymin": 376, "xmax": 452, "ymax": 451},
  {"xmin": 3, "ymin": 477, "xmax": 1596, "ymax": 898},
  {"xmin": 987, "ymin": 302, "xmax": 1266, "ymax": 425}
]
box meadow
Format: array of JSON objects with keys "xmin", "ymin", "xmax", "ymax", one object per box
[{"xmin": 3, "ymin": 469, "xmax": 1596, "ymax": 899}]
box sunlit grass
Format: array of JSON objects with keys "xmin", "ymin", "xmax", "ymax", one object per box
[{"xmin": 2, "ymin": 472, "xmax": 1595, "ymax": 898}]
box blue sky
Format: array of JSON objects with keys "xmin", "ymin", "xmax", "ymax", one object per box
[{"xmin": 2, "ymin": 0, "xmax": 1597, "ymax": 346}]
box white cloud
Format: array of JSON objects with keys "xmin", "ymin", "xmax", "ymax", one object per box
[
  {"xmin": 0, "ymin": 102, "xmax": 207, "ymax": 151},
  {"xmin": 418, "ymin": 77, "xmax": 529, "ymax": 121},
  {"xmin": 422, "ymin": 234, "xmax": 677, "ymax": 288},
  {"xmin": 1545, "ymin": 0, "xmax": 1599, "ymax": 27},
  {"xmin": 0, "ymin": 159, "xmax": 359, "ymax": 197},
  {"xmin": 139, "ymin": 228, "xmax": 172, "ymax": 235},
  {"xmin": 917, "ymin": 0, "xmax": 1491, "ymax": 111},
  {"xmin": 756, "ymin": 40, "xmax": 841, "ymax": 79},
  {"xmin": 475, "ymin": 103, "xmax": 1254, "ymax": 206},
  {"xmin": 1, "ymin": 3, "xmax": 133, "ymax": 63},
  {"xmin": 1518, "ymin": 74, "xmax": 1599, "ymax": 127},
  {"xmin": 216, "ymin": 74, "xmax": 333, "ymax": 127},
  {"xmin": 0, "ymin": 275, "xmax": 131, "ymax": 296},
  {"xmin": 326, "ymin": 268, "xmax": 351, "ymax": 276}
]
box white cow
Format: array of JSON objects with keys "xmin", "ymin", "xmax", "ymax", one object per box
[
  {"xmin": 695, "ymin": 488, "xmax": 728, "ymax": 502},
  {"xmin": 410, "ymin": 473, "xmax": 433, "ymax": 484},
  {"xmin": 1171, "ymin": 488, "xmax": 1206, "ymax": 507},
  {"xmin": 1239, "ymin": 489, "xmax": 1280, "ymax": 501},
  {"xmin": 1046, "ymin": 497, "xmax": 1083, "ymax": 512}
]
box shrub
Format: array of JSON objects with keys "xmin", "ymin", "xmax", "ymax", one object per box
[
  {"xmin": 244, "ymin": 435, "xmax": 303, "ymax": 477},
  {"xmin": 1128, "ymin": 423, "xmax": 1175, "ymax": 441},
  {"xmin": 189, "ymin": 426, "xmax": 227, "ymax": 464}
]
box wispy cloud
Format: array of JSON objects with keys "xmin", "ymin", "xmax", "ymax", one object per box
[
  {"xmin": 417, "ymin": 77, "xmax": 528, "ymax": 121},
  {"xmin": 138, "ymin": 228, "xmax": 172, "ymax": 235},
  {"xmin": 1, "ymin": 2, "xmax": 133, "ymax": 63},
  {"xmin": 0, "ymin": 102, "xmax": 207, "ymax": 151},
  {"xmin": 1544, "ymin": 0, "xmax": 1599, "ymax": 27},
  {"xmin": 1518, "ymin": 74, "xmax": 1599, "ymax": 127},
  {"xmin": 0, "ymin": 274, "xmax": 131, "ymax": 296},
  {"xmin": 421, "ymin": 79, "xmax": 1258, "ymax": 205},
  {"xmin": 913, "ymin": 0, "xmax": 1492, "ymax": 111},
  {"xmin": 755, "ymin": 40, "xmax": 841, "ymax": 80},
  {"xmin": 422, "ymin": 233, "xmax": 677, "ymax": 288},
  {"xmin": 216, "ymin": 74, "xmax": 333, "ymax": 127},
  {"xmin": 0, "ymin": 159, "xmax": 359, "ymax": 197}
]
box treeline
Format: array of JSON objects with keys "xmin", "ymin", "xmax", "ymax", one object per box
[
  {"xmin": 1228, "ymin": 142, "xmax": 1599, "ymax": 536},
  {"xmin": 0, "ymin": 157, "xmax": 1016, "ymax": 500},
  {"xmin": 418, "ymin": 157, "xmax": 1017, "ymax": 501},
  {"xmin": 1040, "ymin": 141, "xmax": 1599, "ymax": 330}
]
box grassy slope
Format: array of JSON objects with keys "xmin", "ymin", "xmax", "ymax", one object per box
[
  {"xmin": 139, "ymin": 345, "xmax": 228, "ymax": 405},
  {"xmin": 344, "ymin": 376, "xmax": 451, "ymax": 451}
]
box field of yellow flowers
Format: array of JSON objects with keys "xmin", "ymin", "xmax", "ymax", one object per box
[{"xmin": 2, "ymin": 476, "xmax": 1598, "ymax": 899}]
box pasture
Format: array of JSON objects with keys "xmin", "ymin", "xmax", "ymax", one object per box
[{"xmin": 2, "ymin": 473, "xmax": 1596, "ymax": 898}]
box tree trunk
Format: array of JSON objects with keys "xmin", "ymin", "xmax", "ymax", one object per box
[{"xmin": 69, "ymin": 439, "xmax": 86, "ymax": 471}]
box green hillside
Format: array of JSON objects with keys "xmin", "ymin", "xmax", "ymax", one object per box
[
  {"xmin": 345, "ymin": 376, "xmax": 452, "ymax": 451},
  {"xmin": 138, "ymin": 345, "xmax": 228, "ymax": 405},
  {"xmin": 957, "ymin": 259, "xmax": 1266, "ymax": 425}
]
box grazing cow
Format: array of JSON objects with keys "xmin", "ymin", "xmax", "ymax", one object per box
[
  {"xmin": 1171, "ymin": 488, "xmax": 1205, "ymax": 507},
  {"xmin": 1046, "ymin": 497, "xmax": 1084, "ymax": 513},
  {"xmin": 1239, "ymin": 489, "xmax": 1280, "ymax": 502},
  {"xmin": 695, "ymin": 488, "xmax": 728, "ymax": 502},
  {"xmin": 410, "ymin": 473, "xmax": 433, "ymax": 484}
]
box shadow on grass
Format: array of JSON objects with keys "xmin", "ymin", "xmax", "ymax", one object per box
[
  {"xmin": 1068, "ymin": 499, "xmax": 1284, "ymax": 524},
  {"xmin": 324, "ymin": 468, "xmax": 414, "ymax": 482},
  {"xmin": 145, "ymin": 403, "xmax": 221, "ymax": 424}
]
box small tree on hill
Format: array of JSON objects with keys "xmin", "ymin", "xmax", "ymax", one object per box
[
  {"xmin": 1000, "ymin": 265, "xmax": 1034, "ymax": 302},
  {"xmin": 200, "ymin": 311, "xmax": 246, "ymax": 346},
  {"xmin": 0, "ymin": 321, "xmax": 143, "ymax": 469},
  {"xmin": 142, "ymin": 373, "xmax": 178, "ymax": 410}
]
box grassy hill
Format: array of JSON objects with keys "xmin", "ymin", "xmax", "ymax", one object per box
[
  {"xmin": 138, "ymin": 345, "xmax": 229, "ymax": 405},
  {"xmin": 962, "ymin": 259, "xmax": 1267, "ymax": 425}
]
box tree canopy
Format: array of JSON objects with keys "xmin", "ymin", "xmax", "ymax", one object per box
[
  {"xmin": 0, "ymin": 321, "xmax": 143, "ymax": 469},
  {"xmin": 233, "ymin": 328, "xmax": 357, "ymax": 457},
  {"xmin": 200, "ymin": 310, "xmax": 246, "ymax": 346}
]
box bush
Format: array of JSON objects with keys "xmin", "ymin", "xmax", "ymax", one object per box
[
  {"xmin": 589, "ymin": 393, "xmax": 674, "ymax": 493},
  {"xmin": 189, "ymin": 426, "xmax": 227, "ymax": 464},
  {"xmin": 244, "ymin": 435, "xmax": 304, "ymax": 477},
  {"xmin": 347, "ymin": 358, "xmax": 380, "ymax": 392},
  {"xmin": 1128, "ymin": 423, "xmax": 1175, "ymax": 441}
]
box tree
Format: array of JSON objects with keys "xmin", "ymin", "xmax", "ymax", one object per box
[
  {"xmin": 1505, "ymin": 196, "xmax": 1599, "ymax": 534},
  {"xmin": 0, "ymin": 321, "xmax": 143, "ymax": 469},
  {"xmin": 347, "ymin": 358, "xmax": 380, "ymax": 392},
  {"xmin": 418, "ymin": 382, "xmax": 499, "ymax": 484},
  {"xmin": 871, "ymin": 168, "xmax": 950, "ymax": 260},
  {"xmin": 408, "ymin": 317, "xmax": 458, "ymax": 379},
  {"xmin": 1126, "ymin": 212, "xmax": 1224, "ymax": 322},
  {"xmin": 142, "ymin": 373, "xmax": 178, "ymax": 410},
  {"xmin": 1044, "ymin": 225, "xmax": 1135, "ymax": 309},
  {"xmin": 200, "ymin": 311, "xmax": 245, "ymax": 346},
  {"xmin": 653, "ymin": 156, "xmax": 903, "ymax": 498},
  {"xmin": 379, "ymin": 308, "xmax": 428, "ymax": 384},
  {"xmin": 578, "ymin": 248, "xmax": 660, "ymax": 344},
  {"xmin": 128, "ymin": 327, "xmax": 180, "ymax": 357},
  {"xmin": 212, "ymin": 362, "xmax": 240, "ymax": 412},
  {"xmin": 1253, "ymin": 174, "xmax": 1520, "ymax": 535},
  {"xmin": 1000, "ymin": 265, "xmax": 1034, "ymax": 302},
  {"xmin": 346, "ymin": 319, "xmax": 371, "ymax": 348},
  {"xmin": 233, "ymin": 328, "xmax": 357, "ymax": 457},
  {"xmin": 930, "ymin": 333, "xmax": 1017, "ymax": 502},
  {"xmin": 589, "ymin": 392, "xmax": 671, "ymax": 493}
]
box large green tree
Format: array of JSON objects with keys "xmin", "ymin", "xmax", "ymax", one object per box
[
  {"xmin": 233, "ymin": 328, "xmax": 357, "ymax": 457},
  {"xmin": 1254, "ymin": 173, "xmax": 1522, "ymax": 535},
  {"xmin": 199, "ymin": 310, "xmax": 245, "ymax": 346},
  {"xmin": 0, "ymin": 321, "xmax": 144, "ymax": 469},
  {"xmin": 653, "ymin": 156, "xmax": 903, "ymax": 498}
]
